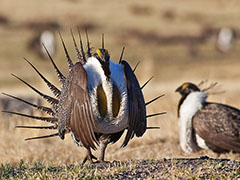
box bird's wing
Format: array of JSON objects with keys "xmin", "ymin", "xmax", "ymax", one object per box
[
  {"xmin": 121, "ymin": 60, "xmax": 146, "ymax": 147},
  {"xmin": 64, "ymin": 62, "xmax": 98, "ymax": 149},
  {"xmin": 193, "ymin": 103, "xmax": 240, "ymax": 152}
]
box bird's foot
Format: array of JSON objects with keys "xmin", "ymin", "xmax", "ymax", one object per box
[
  {"xmin": 82, "ymin": 153, "xmax": 97, "ymax": 165},
  {"xmin": 95, "ymin": 160, "xmax": 109, "ymax": 163}
]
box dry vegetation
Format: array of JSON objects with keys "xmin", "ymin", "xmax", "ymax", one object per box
[
  {"xmin": 0, "ymin": 0, "xmax": 240, "ymax": 179},
  {"xmin": 1, "ymin": 158, "xmax": 240, "ymax": 179}
]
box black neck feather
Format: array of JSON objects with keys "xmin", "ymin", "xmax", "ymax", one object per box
[
  {"xmin": 177, "ymin": 94, "xmax": 187, "ymax": 117},
  {"xmin": 95, "ymin": 55, "xmax": 111, "ymax": 80}
]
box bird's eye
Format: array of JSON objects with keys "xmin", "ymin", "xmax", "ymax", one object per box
[{"xmin": 182, "ymin": 83, "xmax": 189, "ymax": 89}]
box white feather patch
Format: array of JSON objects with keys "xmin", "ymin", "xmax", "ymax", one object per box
[
  {"xmin": 83, "ymin": 57, "xmax": 128, "ymax": 134},
  {"xmin": 83, "ymin": 57, "xmax": 105, "ymax": 92},
  {"xmin": 109, "ymin": 61, "xmax": 128, "ymax": 126},
  {"xmin": 179, "ymin": 91, "xmax": 207, "ymax": 153},
  {"xmin": 196, "ymin": 134, "xmax": 208, "ymax": 149}
]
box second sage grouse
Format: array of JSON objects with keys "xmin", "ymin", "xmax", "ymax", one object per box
[
  {"xmin": 29, "ymin": 30, "xmax": 56, "ymax": 59},
  {"xmin": 176, "ymin": 82, "xmax": 240, "ymax": 154},
  {"xmin": 2, "ymin": 31, "xmax": 164, "ymax": 163}
]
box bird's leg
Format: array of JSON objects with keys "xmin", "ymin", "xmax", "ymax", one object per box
[
  {"xmin": 98, "ymin": 136, "xmax": 110, "ymax": 162},
  {"xmin": 82, "ymin": 148, "xmax": 97, "ymax": 165}
]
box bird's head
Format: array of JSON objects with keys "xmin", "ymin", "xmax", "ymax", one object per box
[
  {"xmin": 94, "ymin": 48, "xmax": 111, "ymax": 80},
  {"xmin": 95, "ymin": 48, "xmax": 110, "ymax": 63},
  {"xmin": 175, "ymin": 82, "xmax": 200, "ymax": 96}
]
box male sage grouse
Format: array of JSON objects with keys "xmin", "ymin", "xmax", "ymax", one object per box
[
  {"xmin": 176, "ymin": 82, "xmax": 240, "ymax": 154},
  {"xmin": 2, "ymin": 30, "xmax": 164, "ymax": 163}
]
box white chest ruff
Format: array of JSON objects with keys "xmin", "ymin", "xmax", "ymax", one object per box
[
  {"xmin": 179, "ymin": 91, "xmax": 207, "ymax": 153},
  {"xmin": 83, "ymin": 57, "xmax": 128, "ymax": 134}
]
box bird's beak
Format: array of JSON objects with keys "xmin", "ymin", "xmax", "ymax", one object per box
[{"xmin": 175, "ymin": 86, "xmax": 182, "ymax": 93}]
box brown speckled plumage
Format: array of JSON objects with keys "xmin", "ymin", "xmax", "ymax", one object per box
[
  {"xmin": 193, "ymin": 102, "xmax": 240, "ymax": 153},
  {"xmin": 176, "ymin": 82, "xmax": 240, "ymax": 153}
]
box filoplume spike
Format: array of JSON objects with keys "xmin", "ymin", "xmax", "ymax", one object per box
[
  {"xmin": 146, "ymin": 112, "xmax": 166, "ymax": 119},
  {"xmin": 59, "ymin": 31, "xmax": 74, "ymax": 69},
  {"xmin": 141, "ymin": 76, "xmax": 154, "ymax": 90},
  {"xmin": 133, "ymin": 61, "xmax": 140, "ymax": 72},
  {"xmin": 77, "ymin": 28, "xmax": 86, "ymax": 63},
  {"xmin": 42, "ymin": 43, "xmax": 66, "ymax": 84},
  {"xmin": 24, "ymin": 133, "xmax": 59, "ymax": 141},
  {"xmin": 11, "ymin": 74, "xmax": 59, "ymax": 105},
  {"xmin": 146, "ymin": 127, "xmax": 160, "ymax": 130},
  {"xmin": 16, "ymin": 125, "xmax": 56, "ymax": 130},
  {"xmin": 24, "ymin": 58, "xmax": 61, "ymax": 98},
  {"xmin": 102, "ymin": 33, "xmax": 104, "ymax": 49},
  {"xmin": 145, "ymin": 94, "xmax": 165, "ymax": 106},
  {"xmin": 2, "ymin": 110, "xmax": 58, "ymax": 123},
  {"xmin": 119, "ymin": 46, "xmax": 125, "ymax": 64},
  {"xmin": 70, "ymin": 29, "xmax": 82, "ymax": 63},
  {"xmin": 2, "ymin": 92, "xmax": 55, "ymax": 116},
  {"xmin": 85, "ymin": 29, "xmax": 92, "ymax": 57}
]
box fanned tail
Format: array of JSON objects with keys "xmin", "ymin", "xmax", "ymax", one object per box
[{"xmin": 4, "ymin": 30, "xmax": 101, "ymax": 142}]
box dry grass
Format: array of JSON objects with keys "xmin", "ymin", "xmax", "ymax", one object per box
[
  {"xmin": 1, "ymin": 158, "xmax": 239, "ymax": 179},
  {"xmin": 0, "ymin": 0, "xmax": 240, "ymax": 178}
]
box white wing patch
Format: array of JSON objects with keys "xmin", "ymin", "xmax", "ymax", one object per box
[
  {"xmin": 196, "ymin": 134, "xmax": 208, "ymax": 149},
  {"xmin": 179, "ymin": 91, "xmax": 207, "ymax": 153}
]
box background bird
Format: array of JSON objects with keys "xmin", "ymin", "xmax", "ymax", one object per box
[
  {"xmin": 176, "ymin": 82, "xmax": 240, "ymax": 154},
  {"xmin": 28, "ymin": 30, "xmax": 57, "ymax": 59},
  {"xmin": 2, "ymin": 30, "xmax": 164, "ymax": 163},
  {"xmin": 216, "ymin": 27, "xmax": 236, "ymax": 53}
]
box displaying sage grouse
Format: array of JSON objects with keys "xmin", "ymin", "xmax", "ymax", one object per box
[
  {"xmin": 2, "ymin": 31, "xmax": 164, "ymax": 163},
  {"xmin": 176, "ymin": 82, "xmax": 240, "ymax": 154}
]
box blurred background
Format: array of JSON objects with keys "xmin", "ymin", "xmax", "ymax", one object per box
[{"xmin": 0, "ymin": 0, "xmax": 240, "ymax": 165}]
